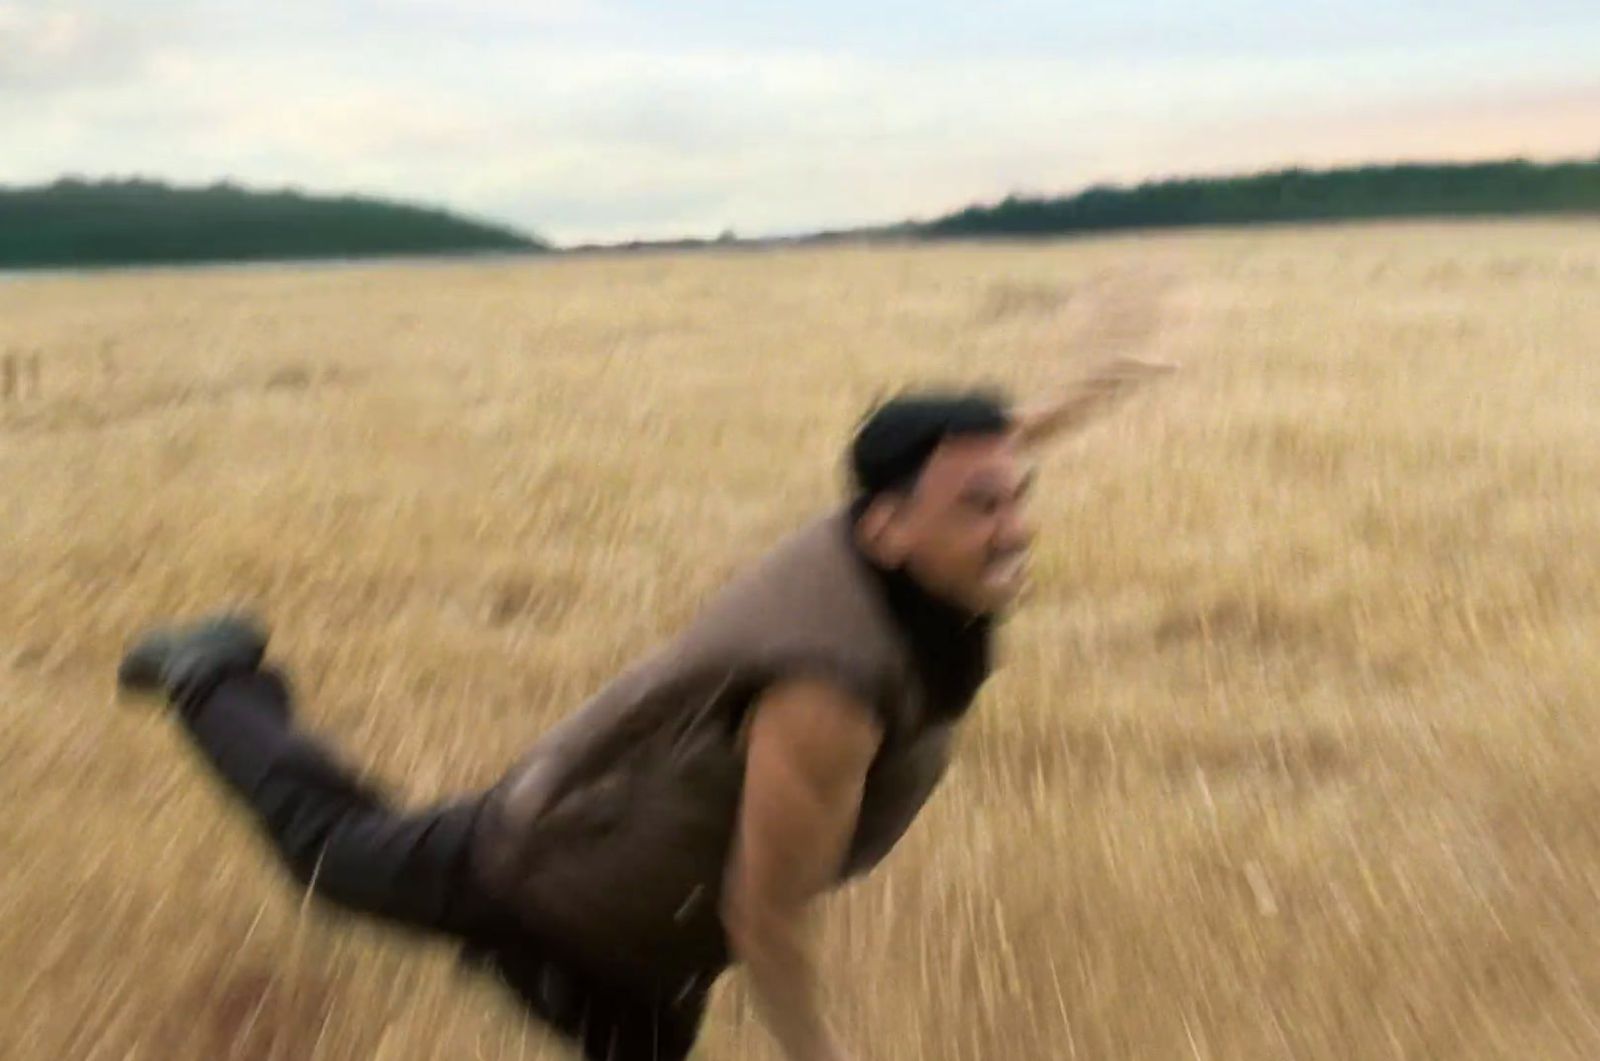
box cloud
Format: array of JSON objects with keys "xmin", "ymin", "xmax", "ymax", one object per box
[
  {"xmin": 2, "ymin": 1, "xmax": 1598, "ymax": 242},
  {"xmin": 1199, "ymin": 84, "xmax": 1600, "ymax": 175},
  {"xmin": 0, "ymin": 5, "xmax": 162, "ymax": 90}
]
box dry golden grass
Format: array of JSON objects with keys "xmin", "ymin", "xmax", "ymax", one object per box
[{"xmin": 3, "ymin": 220, "xmax": 1599, "ymax": 1059}]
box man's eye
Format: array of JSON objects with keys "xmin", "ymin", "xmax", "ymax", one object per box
[{"xmin": 962, "ymin": 495, "xmax": 1002, "ymax": 515}]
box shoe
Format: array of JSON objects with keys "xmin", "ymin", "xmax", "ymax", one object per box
[{"xmin": 118, "ymin": 612, "xmax": 270, "ymax": 710}]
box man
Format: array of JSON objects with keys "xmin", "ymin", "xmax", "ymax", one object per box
[{"xmin": 118, "ymin": 357, "xmax": 1172, "ymax": 1060}]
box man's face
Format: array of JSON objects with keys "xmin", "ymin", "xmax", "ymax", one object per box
[{"xmin": 874, "ymin": 433, "xmax": 1036, "ymax": 616}]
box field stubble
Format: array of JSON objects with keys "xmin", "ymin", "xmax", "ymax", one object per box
[{"xmin": 3, "ymin": 221, "xmax": 1599, "ymax": 1058}]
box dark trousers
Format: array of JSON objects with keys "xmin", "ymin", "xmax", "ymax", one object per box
[{"xmin": 177, "ymin": 669, "xmax": 709, "ymax": 1061}]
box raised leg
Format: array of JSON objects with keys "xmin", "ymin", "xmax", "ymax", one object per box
[{"xmin": 177, "ymin": 668, "xmax": 499, "ymax": 935}]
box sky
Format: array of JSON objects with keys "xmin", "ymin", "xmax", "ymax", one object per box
[{"xmin": 3, "ymin": 1, "xmax": 1598, "ymax": 244}]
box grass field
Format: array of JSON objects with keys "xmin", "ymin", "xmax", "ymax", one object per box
[{"xmin": 3, "ymin": 220, "xmax": 1599, "ymax": 1059}]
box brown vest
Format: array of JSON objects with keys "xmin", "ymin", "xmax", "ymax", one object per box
[{"xmin": 470, "ymin": 506, "xmax": 982, "ymax": 988}]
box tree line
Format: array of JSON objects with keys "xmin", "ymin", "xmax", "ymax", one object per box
[
  {"xmin": 920, "ymin": 159, "xmax": 1600, "ymax": 238},
  {"xmin": 0, "ymin": 179, "xmax": 543, "ymax": 269}
]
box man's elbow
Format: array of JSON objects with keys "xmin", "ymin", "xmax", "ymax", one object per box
[
  {"xmin": 721, "ymin": 885, "xmax": 761, "ymax": 956},
  {"xmin": 722, "ymin": 885, "xmax": 791, "ymax": 965}
]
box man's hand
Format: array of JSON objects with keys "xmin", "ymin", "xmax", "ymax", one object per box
[
  {"xmin": 722, "ymin": 678, "xmax": 883, "ymax": 1061},
  {"xmin": 1011, "ymin": 356, "xmax": 1178, "ymax": 449}
]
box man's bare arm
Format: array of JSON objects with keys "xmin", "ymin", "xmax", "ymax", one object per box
[
  {"xmin": 1010, "ymin": 356, "xmax": 1177, "ymax": 450},
  {"xmin": 722, "ymin": 678, "xmax": 884, "ymax": 1061}
]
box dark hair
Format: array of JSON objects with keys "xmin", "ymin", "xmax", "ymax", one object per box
[{"xmin": 848, "ymin": 389, "xmax": 1013, "ymax": 498}]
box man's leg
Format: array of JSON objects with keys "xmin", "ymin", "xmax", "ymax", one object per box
[
  {"xmin": 121, "ymin": 613, "xmax": 498, "ymax": 935},
  {"xmin": 120, "ymin": 613, "xmax": 708, "ymax": 1056},
  {"xmin": 176, "ymin": 666, "xmax": 497, "ymax": 935},
  {"xmin": 569, "ymin": 981, "xmax": 709, "ymax": 1061},
  {"xmin": 487, "ymin": 946, "xmax": 712, "ymax": 1061}
]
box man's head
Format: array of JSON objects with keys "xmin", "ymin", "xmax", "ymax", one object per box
[{"xmin": 849, "ymin": 390, "xmax": 1036, "ymax": 617}]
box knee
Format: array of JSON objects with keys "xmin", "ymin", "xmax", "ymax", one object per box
[
  {"xmin": 279, "ymin": 838, "xmax": 326, "ymax": 890},
  {"xmin": 272, "ymin": 812, "xmax": 414, "ymax": 920},
  {"xmin": 276, "ymin": 828, "xmax": 343, "ymax": 902},
  {"xmin": 277, "ymin": 832, "xmax": 376, "ymax": 916},
  {"xmin": 260, "ymin": 800, "xmax": 358, "ymax": 897}
]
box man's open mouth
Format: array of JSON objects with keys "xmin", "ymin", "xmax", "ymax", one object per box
[{"xmin": 984, "ymin": 553, "xmax": 1027, "ymax": 587}]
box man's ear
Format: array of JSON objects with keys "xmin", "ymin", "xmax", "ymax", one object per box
[{"xmin": 855, "ymin": 494, "xmax": 912, "ymax": 567}]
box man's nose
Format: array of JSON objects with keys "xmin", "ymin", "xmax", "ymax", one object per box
[{"xmin": 998, "ymin": 509, "xmax": 1034, "ymax": 552}]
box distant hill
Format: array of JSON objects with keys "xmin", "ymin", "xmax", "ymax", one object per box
[
  {"xmin": 919, "ymin": 158, "xmax": 1600, "ymax": 239},
  {"xmin": 13, "ymin": 160, "xmax": 1598, "ymax": 267},
  {"xmin": 0, "ymin": 179, "xmax": 544, "ymax": 269}
]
